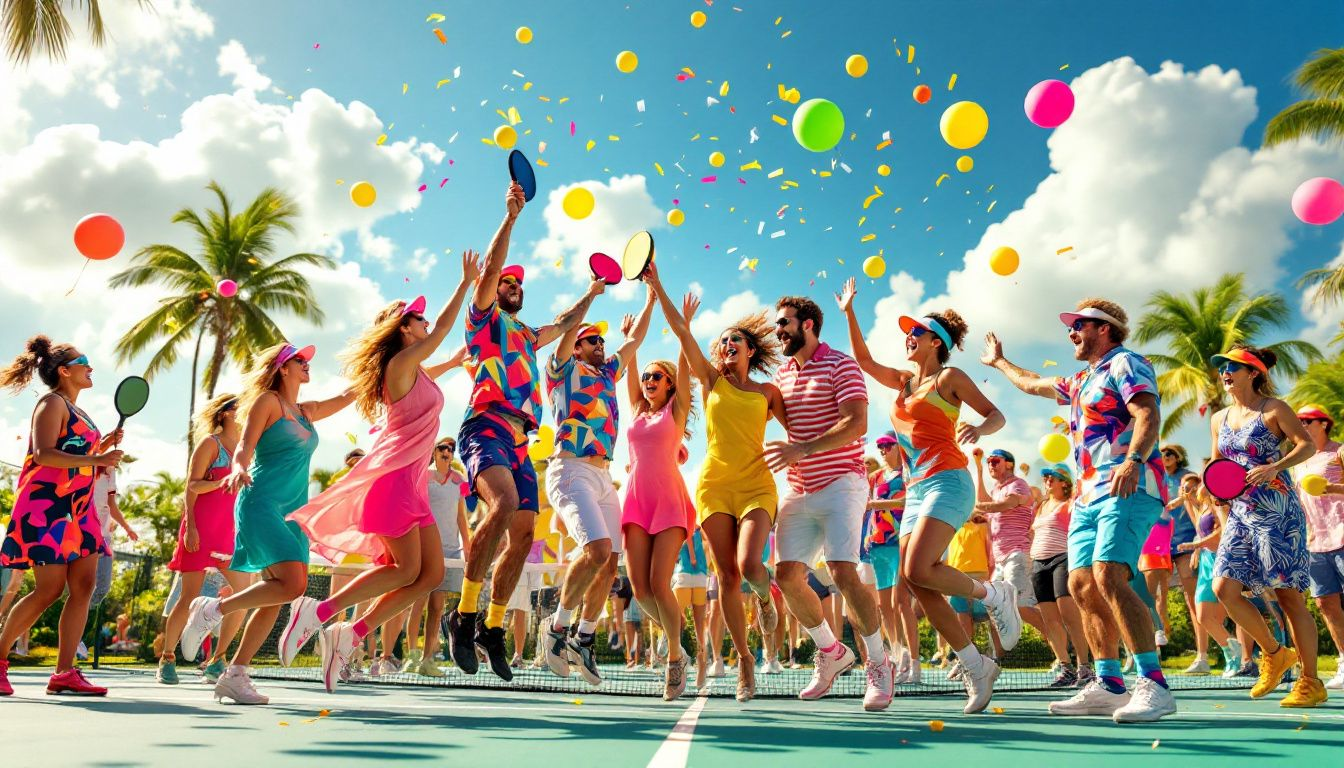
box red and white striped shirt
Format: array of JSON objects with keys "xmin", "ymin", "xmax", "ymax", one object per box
[{"xmin": 773, "ymin": 343, "xmax": 868, "ymax": 493}]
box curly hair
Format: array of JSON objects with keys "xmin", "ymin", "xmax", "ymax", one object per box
[
  {"xmin": 1075, "ymin": 298, "xmax": 1130, "ymax": 343},
  {"xmin": 341, "ymin": 300, "xmax": 416, "ymax": 423},
  {"xmin": 237, "ymin": 343, "xmax": 293, "ymax": 419},
  {"xmin": 709, "ymin": 310, "xmax": 781, "ymax": 377},
  {"xmin": 1, "ymin": 335, "xmax": 80, "ymax": 392},
  {"xmin": 192, "ymin": 393, "xmax": 238, "ymax": 447},
  {"xmin": 926, "ymin": 309, "xmax": 968, "ymax": 364},
  {"xmin": 634, "ymin": 359, "xmax": 699, "ymax": 439}
]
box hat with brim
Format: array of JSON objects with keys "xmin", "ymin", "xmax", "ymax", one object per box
[
  {"xmin": 1210, "ymin": 348, "xmax": 1267, "ymax": 375},
  {"xmin": 274, "ymin": 343, "xmax": 316, "ymax": 370},
  {"xmin": 1297, "ymin": 404, "xmax": 1334, "ymax": 428},
  {"xmin": 1059, "ymin": 306, "xmax": 1128, "ymax": 333},
  {"xmin": 500, "ymin": 264, "xmax": 525, "ymax": 285},
  {"xmin": 1040, "ymin": 464, "xmax": 1073, "ymax": 483},
  {"xmin": 400, "ymin": 295, "xmax": 427, "ymax": 316},
  {"xmin": 989, "ymin": 448, "xmax": 1016, "ymax": 464},
  {"xmin": 577, "ymin": 321, "xmax": 608, "ymax": 341},
  {"xmin": 898, "ymin": 315, "xmax": 953, "ymax": 350},
  {"xmin": 875, "ymin": 430, "xmax": 898, "ymax": 449}
]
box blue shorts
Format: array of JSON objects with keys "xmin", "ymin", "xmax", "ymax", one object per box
[
  {"xmin": 1309, "ymin": 548, "xmax": 1344, "ymax": 598},
  {"xmin": 1196, "ymin": 550, "xmax": 1218, "ymax": 604},
  {"xmin": 1067, "ymin": 492, "xmax": 1161, "ymax": 574},
  {"xmin": 459, "ymin": 414, "xmax": 539, "ymax": 512},
  {"xmin": 624, "ymin": 600, "xmax": 643, "ymax": 623},
  {"xmin": 869, "ymin": 545, "xmax": 900, "ymax": 591},
  {"xmin": 899, "ymin": 469, "xmax": 974, "ymax": 537},
  {"xmin": 949, "ymin": 594, "xmax": 989, "ymax": 619}
]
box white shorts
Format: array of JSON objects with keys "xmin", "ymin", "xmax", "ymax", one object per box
[
  {"xmin": 672, "ymin": 572, "xmax": 710, "ymax": 590},
  {"xmin": 995, "ymin": 550, "xmax": 1038, "ymax": 608},
  {"xmin": 858, "ymin": 562, "xmax": 876, "ymax": 586},
  {"xmin": 775, "ymin": 473, "xmax": 868, "ymax": 565},
  {"xmin": 508, "ymin": 570, "xmax": 541, "ymax": 612},
  {"xmin": 546, "ymin": 458, "xmax": 623, "ymax": 555}
]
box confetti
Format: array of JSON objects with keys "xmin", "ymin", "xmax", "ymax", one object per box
[
  {"xmin": 720, "ymin": 81, "xmax": 730, "ymax": 97},
  {"xmin": 402, "ymin": 83, "xmax": 408, "ymax": 95},
  {"xmin": 585, "ymin": 139, "xmax": 595, "ymax": 151},
  {"xmin": 572, "ymin": 699, "xmax": 584, "ymax": 705},
  {"xmin": 987, "ymin": 200, "xmax": 997, "ymax": 212},
  {"xmin": 637, "ymin": 99, "xmax": 646, "ymax": 112},
  {"xmin": 608, "ymin": 135, "xmax": 620, "ymax": 141},
  {"xmin": 749, "ymin": 127, "xmax": 760, "ymax": 143},
  {"xmin": 570, "ymin": 121, "xmax": 576, "ymax": 136},
  {"xmin": 1056, "ymin": 246, "xmax": 1074, "ymax": 255},
  {"xmin": 740, "ymin": 160, "xmax": 762, "ymax": 171},
  {"xmin": 376, "ymin": 134, "xmax": 388, "ymax": 146},
  {"xmin": 908, "ymin": 45, "xmax": 916, "ymax": 64},
  {"xmin": 1059, "ymin": 63, "xmax": 1070, "ymax": 70},
  {"xmin": 757, "ymin": 221, "xmax": 765, "ymax": 235},
  {"xmin": 654, "ymin": 162, "xmax": 664, "ymax": 176},
  {"xmin": 948, "ymin": 74, "xmax": 958, "ymax": 90},
  {"xmin": 875, "ymin": 139, "xmax": 891, "ymax": 151},
  {"xmin": 862, "ymin": 185, "xmax": 885, "ymax": 209},
  {"xmin": 318, "ymin": 709, "xmax": 331, "ymax": 717},
  {"xmin": 433, "ymin": 29, "xmax": 447, "ymax": 44},
  {"xmin": 1043, "ymin": 360, "xmax": 1058, "ymax": 368},
  {"xmin": 1151, "ymin": 740, "xmax": 1160, "ymax": 749},
  {"xmin": 767, "ymin": 168, "xmax": 784, "ymax": 179},
  {"xmin": 771, "ymin": 114, "xmax": 788, "ymax": 126},
  {"xmin": 417, "ymin": 184, "xmax": 427, "ymax": 192},
  {"xmin": 439, "ymin": 178, "xmax": 449, "ymax": 188},
  {"xmin": 426, "ymin": 13, "xmax": 445, "ymax": 22},
  {"xmin": 436, "ymin": 78, "xmax": 452, "ymax": 88},
  {"xmin": 279, "ymin": 721, "xmax": 290, "ymax": 727},
  {"xmin": 770, "ymin": 230, "xmax": 785, "ymax": 238},
  {"xmin": 860, "ymin": 234, "xmax": 875, "ymax": 242},
  {"xmin": 935, "ymin": 173, "xmax": 950, "ymax": 187},
  {"xmin": 701, "ymin": 176, "xmax": 717, "ymax": 183}
]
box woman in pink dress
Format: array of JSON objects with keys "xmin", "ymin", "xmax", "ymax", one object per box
[
  {"xmin": 283, "ymin": 251, "xmax": 481, "ymax": 692},
  {"xmin": 621, "ymin": 289, "xmax": 698, "ymax": 700}
]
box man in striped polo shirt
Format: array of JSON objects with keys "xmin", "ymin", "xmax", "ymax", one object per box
[{"xmin": 765, "ymin": 296, "xmax": 892, "ymax": 712}]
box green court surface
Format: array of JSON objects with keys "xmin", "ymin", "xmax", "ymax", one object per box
[{"xmin": 3, "ymin": 668, "xmax": 1339, "ymax": 767}]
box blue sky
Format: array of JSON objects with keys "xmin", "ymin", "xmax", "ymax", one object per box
[{"xmin": 1, "ymin": 0, "xmax": 1343, "ymax": 487}]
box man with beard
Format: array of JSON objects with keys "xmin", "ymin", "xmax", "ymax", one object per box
[
  {"xmin": 448, "ymin": 181, "xmax": 609, "ymax": 681},
  {"xmin": 763, "ymin": 296, "xmax": 893, "ymax": 711},
  {"xmin": 981, "ymin": 299, "xmax": 1176, "ymax": 723}
]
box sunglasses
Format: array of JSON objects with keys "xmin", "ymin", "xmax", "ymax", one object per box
[
  {"xmin": 987, "ymin": 457, "xmax": 1005, "ymax": 465},
  {"xmin": 405, "ymin": 312, "xmax": 426, "ymax": 323},
  {"xmin": 719, "ymin": 333, "xmax": 746, "ymax": 346},
  {"xmin": 1301, "ymin": 418, "xmax": 1329, "ymax": 426},
  {"xmin": 436, "ymin": 444, "xmax": 455, "ymax": 452},
  {"xmin": 580, "ymin": 336, "xmax": 605, "ymax": 347},
  {"xmin": 499, "ymin": 276, "xmax": 521, "ymax": 286},
  {"xmin": 773, "ymin": 317, "xmax": 793, "ymax": 328},
  {"xmin": 640, "ymin": 371, "xmax": 667, "ymax": 383},
  {"xmin": 64, "ymin": 355, "xmax": 90, "ymax": 368},
  {"xmin": 1069, "ymin": 319, "xmax": 1102, "ymax": 333},
  {"xmin": 1218, "ymin": 362, "xmax": 1245, "ymax": 375},
  {"xmin": 291, "ymin": 356, "xmax": 310, "ymax": 368},
  {"xmin": 907, "ymin": 326, "xmax": 928, "ymax": 339}
]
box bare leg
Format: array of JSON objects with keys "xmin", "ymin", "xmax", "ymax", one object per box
[
  {"xmin": 209, "ymin": 570, "xmax": 251, "ymax": 664},
  {"xmin": 1144, "ymin": 568, "xmax": 1172, "ymax": 636},
  {"xmin": 702, "ymin": 512, "xmax": 755, "ymax": 690},
  {"xmin": 423, "ymin": 591, "xmax": 448, "ymax": 661},
  {"xmin": 1092, "ymin": 562, "xmax": 1156, "ymax": 654},
  {"xmin": 1215, "ymin": 576, "xmax": 1281, "ymax": 653},
  {"xmin": 1274, "ymin": 588, "xmax": 1319, "ymax": 679},
  {"xmin": 1316, "ymin": 594, "xmax": 1344, "ymax": 664},
  {"xmin": 1035, "ymin": 601, "xmax": 1072, "ymax": 664},
  {"xmin": 900, "ymin": 519, "xmax": 979, "ymax": 651},
  {"xmin": 1057, "ymin": 595, "xmax": 1091, "ymax": 666},
  {"xmin": 230, "ymin": 603, "xmax": 282, "ymax": 667}
]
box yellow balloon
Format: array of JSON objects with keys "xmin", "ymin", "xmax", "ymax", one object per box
[
  {"xmin": 493, "ymin": 124, "xmax": 517, "ymax": 150},
  {"xmin": 690, "ymin": 10, "xmax": 706, "ymax": 27},
  {"xmin": 515, "ymin": 26, "xmax": 533, "ymax": 44},
  {"xmin": 616, "ymin": 50, "xmax": 639, "ymax": 74},
  {"xmin": 667, "ymin": 209, "xmax": 685, "ymax": 227},
  {"xmin": 1302, "ymin": 474, "xmax": 1329, "ymax": 496},
  {"xmin": 877, "ymin": 164, "xmax": 891, "ymax": 177},
  {"xmin": 990, "ymin": 246, "xmax": 1019, "ymax": 276},
  {"xmin": 350, "ymin": 181, "xmax": 376, "ymax": 208},
  {"xmin": 956, "ymin": 155, "xmax": 974, "ymax": 173},
  {"xmin": 939, "ymin": 101, "xmax": 989, "ymax": 150},
  {"xmin": 527, "ymin": 440, "xmax": 550, "ymax": 461},
  {"xmin": 562, "ymin": 187, "xmax": 595, "ymax": 220},
  {"xmin": 1039, "ymin": 433, "xmax": 1070, "ymax": 464},
  {"xmin": 845, "ymin": 54, "xmax": 868, "ymax": 78},
  {"xmin": 708, "ymin": 151, "xmax": 725, "ymax": 168},
  {"xmin": 862, "ymin": 255, "xmax": 886, "ymax": 279}
]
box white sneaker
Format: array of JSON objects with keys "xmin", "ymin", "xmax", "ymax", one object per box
[
  {"xmin": 863, "ymin": 654, "xmax": 895, "ymax": 712},
  {"xmin": 180, "ymin": 597, "xmax": 222, "ymax": 663},
  {"xmin": 766, "ymin": 659, "xmax": 784, "ymax": 674},
  {"xmin": 1154, "ymin": 630, "xmax": 1168, "ymax": 647},
  {"xmin": 1325, "ymin": 669, "xmax": 1344, "ymax": 690},
  {"xmin": 320, "ymin": 623, "xmax": 359, "ymax": 693},
  {"xmin": 962, "ymin": 657, "xmax": 1000, "ymax": 714},
  {"xmin": 984, "ymin": 582, "xmax": 1022, "ymax": 652},
  {"xmin": 800, "ymin": 644, "xmax": 856, "ymax": 700},
  {"xmin": 214, "ymin": 667, "xmax": 268, "ymax": 705},
  {"xmin": 543, "ymin": 627, "xmax": 572, "ymax": 678},
  {"xmin": 1113, "ymin": 677, "xmax": 1177, "ymax": 723},
  {"xmin": 946, "ymin": 660, "xmax": 964, "ymax": 681},
  {"xmin": 278, "ymin": 596, "xmax": 324, "ymax": 667},
  {"xmin": 1049, "ymin": 679, "xmax": 1131, "ymax": 716},
  {"xmin": 907, "ymin": 660, "xmax": 922, "ymax": 685},
  {"xmin": 1183, "ymin": 658, "xmax": 1211, "ymax": 675},
  {"xmin": 709, "ymin": 656, "xmax": 726, "ymax": 678}
]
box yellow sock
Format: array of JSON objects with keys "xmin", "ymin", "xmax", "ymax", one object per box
[
  {"xmin": 485, "ymin": 601, "xmax": 508, "ymax": 629},
  {"xmin": 459, "ymin": 579, "xmax": 483, "ymax": 613}
]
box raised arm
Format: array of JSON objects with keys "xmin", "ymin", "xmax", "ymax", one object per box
[
  {"xmin": 537, "ymin": 276, "xmax": 606, "ymax": 352},
  {"xmin": 973, "ymin": 451, "xmax": 991, "ymax": 504},
  {"xmin": 391, "ymin": 251, "xmax": 482, "ymax": 376},
  {"xmin": 622, "ymin": 314, "xmax": 644, "ymax": 410},
  {"xmin": 426, "ymin": 344, "xmax": 469, "ymax": 381},
  {"xmin": 302, "ymin": 388, "xmax": 357, "ymax": 423},
  {"xmin": 472, "ymin": 183, "xmax": 526, "ymax": 311},
  {"xmin": 645, "ymin": 262, "xmax": 715, "ymax": 388},
  {"xmin": 673, "ymin": 350, "xmax": 692, "ymax": 427},
  {"xmin": 981, "ymin": 332, "xmax": 1059, "ymax": 399},
  {"xmin": 836, "ymin": 277, "xmax": 910, "ymax": 390},
  {"xmin": 615, "ymin": 283, "xmax": 657, "ymax": 367}
]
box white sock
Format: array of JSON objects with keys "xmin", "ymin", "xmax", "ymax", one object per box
[
  {"xmin": 577, "ymin": 618, "xmax": 599, "ymax": 636},
  {"xmin": 977, "ymin": 581, "xmax": 1003, "ymax": 608},
  {"xmin": 861, "ymin": 631, "xmax": 885, "ymax": 661},
  {"xmin": 805, "ymin": 621, "xmax": 838, "ymax": 650},
  {"xmin": 553, "ymin": 606, "xmax": 574, "ymax": 631},
  {"xmin": 956, "ymin": 643, "xmax": 984, "ymax": 673}
]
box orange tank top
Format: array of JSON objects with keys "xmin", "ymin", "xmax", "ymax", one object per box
[{"xmin": 890, "ymin": 373, "xmax": 968, "ymax": 487}]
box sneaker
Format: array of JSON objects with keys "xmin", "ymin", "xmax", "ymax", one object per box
[
  {"xmin": 608, "ymin": 632, "xmax": 621, "ymax": 651},
  {"xmin": 214, "ymin": 667, "xmax": 268, "ymax": 705},
  {"xmin": 946, "ymin": 660, "xmax": 964, "ymax": 681},
  {"xmin": 930, "ymin": 650, "xmax": 945, "ymax": 666},
  {"xmin": 180, "ymin": 596, "xmax": 222, "ymax": 663},
  {"xmin": 863, "ymin": 655, "xmax": 895, "ymax": 712},
  {"xmin": 799, "ymin": 644, "xmax": 856, "ymax": 700},
  {"xmin": 1049, "ymin": 663, "xmax": 1078, "ymax": 688},
  {"xmin": 1121, "ymin": 653, "xmax": 1135, "ymax": 674},
  {"xmin": 757, "ymin": 594, "xmax": 778, "ymax": 634},
  {"xmin": 320, "ymin": 622, "xmax": 360, "ymax": 693},
  {"xmin": 416, "ymin": 658, "xmax": 446, "ymax": 678},
  {"xmin": 340, "ymin": 662, "xmax": 367, "ymax": 683},
  {"xmin": 447, "ymin": 610, "xmax": 479, "ymax": 675},
  {"xmin": 1281, "ymin": 676, "xmax": 1328, "ymax": 708},
  {"xmin": 1236, "ymin": 661, "xmax": 1259, "ymax": 678},
  {"xmin": 401, "ymin": 649, "xmax": 424, "ymax": 674},
  {"xmin": 765, "ymin": 658, "xmax": 784, "ymax": 675},
  {"xmin": 156, "ymin": 659, "xmax": 180, "ymax": 685},
  {"xmin": 367, "ymin": 658, "xmax": 386, "ymax": 677},
  {"xmin": 665, "ymin": 658, "xmax": 687, "ymax": 701},
  {"xmin": 0, "ymin": 660, "xmax": 12, "ymax": 697},
  {"xmin": 984, "ymin": 582, "xmax": 1022, "ymax": 652},
  {"xmin": 1076, "ymin": 664, "xmax": 1096, "ymax": 687},
  {"xmin": 961, "ymin": 657, "xmax": 1000, "ymax": 714},
  {"xmin": 709, "ymin": 656, "xmax": 725, "ymax": 678},
  {"xmin": 544, "ymin": 627, "xmax": 572, "ymax": 678},
  {"xmin": 203, "ymin": 658, "xmax": 226, "ymax": 683},
  {"xmin": 278, "ymin": 596, "xmax": 323, "ymax": 667},
  {"xmin": 1184, "ymin": 658, "xmax": 1211, "ymax": 676},
  {"xmin": 474, "ymin": 618, "xmax": 514, "ymax": 682},
  {"xmin": 1154, "ymin": 630, "xmax": 1168, "ymax": 647},
  {"xmin": 1252, "ymin": 646, "xmax": 1299, "ymax": 698},
  {"xmin": 568, "ymin": 635, "xmax": 603, "ymax": 687},
  {"xmin": 1325, "ymin": 669, "xmax": 1344, "ymax": 691},
  {"xmin": 1113, "ymin": 676, "xmax": 1177, "ymax": 723},
  {"xmin": 46, "ymin": 668, "xmax": 107, "ymax": 696},
  {"xmin": 1049, "ymin": 679, "xmax": 1131, "ymax": 716}
]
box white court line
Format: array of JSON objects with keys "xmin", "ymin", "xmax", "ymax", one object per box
[{"xmin": 646, "ymin": 696, "xmax": 708, "ymax": 768}]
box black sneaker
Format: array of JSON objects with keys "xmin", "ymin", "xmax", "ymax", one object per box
[
  {"xmin": 448, "ymin": 610, "xmax": 479, "ymax": 675},
  {"xmin": 1049, "ymin": 664, "xmax": 1078, "ymax": 688},
  {"xmin": 569, "ymin": 634, "xmax": 603, "ymax": 687},
  {"xmin": 474, "ymin": 616, "xmax": 513, "ymax": 681}
]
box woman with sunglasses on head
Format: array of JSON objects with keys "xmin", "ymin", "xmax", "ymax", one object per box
[
  {"xmin": 157, "ymin": 394, "xmax": 250, "ymax": 686},
  {"xmin": 867, "ymin": 432, "xmax": 918, "ymax": 682},
  {"xmin": 0, "ymin": 336, "xmax": 124, "ymax": 696},
  {"xmin": 645, "ymin": 262, "xmax": 787, "ymax": 703},
  {"xmin": 1293, "ymin": 405, "xmax": 1344, "ymax": 690},
  {"xmin": 1031, "ymin": 464, "xmax": 1092, "ymax": 687},
  {"xmin": 836, "ymin": 278, "xmax": 1009, "ymax": 714},
  {"xmin": 178, "ymin": 340, "xmax": 355, "ymax": 704},
  {"xmin": 1208, "ymin": 344, "xmax": 1324, "ymax": 707},
  {"xmin": 280, "ymin": 251, "xmax": 482, "ymax": 692}
]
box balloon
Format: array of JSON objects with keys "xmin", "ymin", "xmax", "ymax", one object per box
[
  {"xmin": 1292, "ymin": 177, "xmax": 1344, "ymax": 226},
  {"xmin": 667, "ymin": 209, "xmax": 685, "ymax": 227},
  {"xmin": 877, "ymin": 164, "xmax": 891, "ymax": 177},
  {"xmin": 862, "ymin": 256, "xmax": 886, "ymax": 279},
  {"xmin": 791, "ymin": 98, "xmax": 845, "ymax": 153},
  {"xmin": 913, "ymin": 84, "xmax": 931, "ymax": 104},
  {"xmin": 562, "ymin": 187, "xmax": 595, "ymax": 219},
  {"xmin": 73, "ymin": 213, "xmax": 124, "ymax": 260},
  {"xmin": 515, "ymin": 26, "xmax": 533, "ymax": 44},
  {"xmin": 845, "ymin": 54, "xmax": 868, "ymax": 78},
  {"xmin": 527, "ymin": 440, "xmax": 550, "ymax": 462},
  {"xmin": 217, "ymin": 279, "xmax": 238, "ymax": 298},
  {"xmin": 939, "ymin": 101, "xmax": 989, "ymax": 150},
  {"xmin": 350, "ymin": 181, "xmax": 376, "ymax": 208},
  {"xmin": 690, "ymin": 10, "xmax": 706, "ymax": 27},
  {"xmin": 1039, "ymin": 433, "xmax": 1070, "ymax": 464},
  {"xmin": 956, "ymin": 156, "xmax": 974, "ymax": 173},
  {"xmin": 616, "ymin": 50, "xmax": 638, "ymax": 74},
  {"xmin": 1025, "ymin": 80, "xmax": 1075, "ymax": 129},
  {"xmin": 1302, "ymin": 474, "xmax": 1329, "ymax": 496},
  {"xmin": 990, "ymin": 246, "xmax": 1019, "ymax": 276},
  {"xmin": 493, "ymin": 124, "xmax": 517, "ymax": 150},
  {"xmin": 708, "ymin": 151, "xmax": 725, "ymax": 168}
]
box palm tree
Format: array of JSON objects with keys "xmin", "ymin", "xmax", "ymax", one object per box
[
  {"xmin": 110, "ymin": 182, "xmax": 335, "ymax": 447},
  {"xmin": 1264, "ymin": 48, "xmax": 1344, "ymax": 147},
  {"xmin": 1134, "ymin": 273, "xmax": 1322, "ymax": 437},
  {"xmin": 2, "ymin": 0, "xmax": 149, "ymax": 64},
  {"xmin": 1296, "ymin": 265, "xmax": 1344, "ymax": 347},
  {"xmin": 1289, "ymin": 352, "xmax": 1344, "ymax": 441}
]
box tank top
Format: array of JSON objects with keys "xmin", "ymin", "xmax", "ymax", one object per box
[
  {"xmin": 890, "ymin": 372, "xmax": 967, "ymax": 487},
  {"xmin": 1030, "ymin": 497, "xmax": 1071, "ymax": 559}
]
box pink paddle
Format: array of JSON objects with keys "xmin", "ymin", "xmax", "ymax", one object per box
[
  {"xmin": 589, "ymin": 252, "xmax": 623, "ymax": 285},
  {"xmin": 1203, "ymin": 458, "xmax": 1249, "ymax": 501}
]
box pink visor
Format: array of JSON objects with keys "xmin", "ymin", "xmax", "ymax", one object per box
[
  {"xmin": 274, "ymin": 343, "xmax": 316, "ymax": 370},
  {"xmin": 401, "ymin": 295, "xmax": 427, "ymax": 316}
]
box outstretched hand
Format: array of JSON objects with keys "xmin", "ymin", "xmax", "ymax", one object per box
[
  {"xmin": 506, "ymin": 182, "xmax": 525, "ymax": 218},
  {"xmin": 621, "ymin": 313, "xmax": 636, "ymax": 336},
  {"xmin": 682, "ymin": 292, "xmax": 700, "ymax": 322},
  {"xmin": 461, "ymin": 249, "xmax": 483, "ymax": 283},
  {"xmin": 981, "ymin": 332, "xmax": 1004, "ymax": 367},
  {"xmin": 836, "ymin": 277, "xmax": 857, "ymax": 313}
]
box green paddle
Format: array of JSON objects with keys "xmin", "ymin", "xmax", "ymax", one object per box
[{"xmin": 113, "ymin": 375, "xmax": 150, "ymax": 431}]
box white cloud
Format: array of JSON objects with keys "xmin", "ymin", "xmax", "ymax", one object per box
[
  {"xmin": 689, "ymin": 290, "xmax": 768, "ymax": 341},
  {"xmin": 406, "ymin": 247, "xmax": 439, "ymax": 279},
  {"xmin": 357, "ymin": 228, "xmax": 396, "ymax": 267},
  {"xmin": 217, "ymin": 40, "xmax": 272, "ymax": 93},
  {"xmin": 413, "ymin": 141, "xmax": 446, "ymax": 166},
  {"xmin": 93, "ymin": 82, "xmax": 121, "ymax": 109}
]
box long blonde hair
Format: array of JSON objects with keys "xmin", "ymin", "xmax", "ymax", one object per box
[
  {"xmin": 709, "ymin": 310, "xmax": 781, "ymax": 377},
  {"xmin": 192, "ymin": 393, "xmax": 238, "ymax": 446},
  {"xmin": 634, "ymin": 359, "xmax": 698, "ymax": 438},
  {"xmin": 341, "ymin": 300, "xmax": 412, "ymax": 422},
  {"xmin": 238, "ymin": 343, "xmax": 293, "ymax": 419}
]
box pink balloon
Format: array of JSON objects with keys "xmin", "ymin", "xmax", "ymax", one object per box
[
  {"xmin": 1024, "ymin": 79, "xmax": 1075, "ymax": 129},
  {"xmin": 1292, "ymin": 177, "xmax": 1344, "ymax": 226},
  {"xmin": 217, "ymin": 279, "xmax": 238, "ymax": 298}
]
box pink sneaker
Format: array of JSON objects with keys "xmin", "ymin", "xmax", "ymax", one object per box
[
  {"xmin": 47, "ymin": 668, "xmax": 107, "ymax": 696},
  {"xmin": 863, "ymin": 654, "xmax": 895, "ymax": 712},
  {"xmin": 0, "ymin": 659, "xmax": 12, "ymax": 696},
  {"xmin": 799, "ymin": 643, "xmax": 856, "ymax": 700}
]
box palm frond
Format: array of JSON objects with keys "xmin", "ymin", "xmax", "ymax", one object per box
[
  {"xmin": 1293, "ymin": 48, "xmax": 1344, "ymax": 100},
  {"xmin": 3, "ymin": 0, "xmax": 72, "ymax": 64},
  {"xmin": 1263, "ymin": 98, "xmax": 1344, "ymax": 147},
  {"xmin": 1160, "ymin": 398, "xmax": 1196, "ymax": 439},
  {"xmin": 1297, "ymin": 265, "xmax": 1344, "ymax": 309}
]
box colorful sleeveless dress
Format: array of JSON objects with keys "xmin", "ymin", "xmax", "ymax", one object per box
[
  {"xmin": 891, "ymin": 374, "xmax": 973, "ymax": 536},
  {"xmin": 290, "ymin": 369, "xmax": 443, "ymax": 562},
  {"xmin": 623, "ymin": 401, "xmax": 696, "ymax": 535},
  {"xmin": 1213, "ymin": 413, "xmax": 1309, "ymax": 594},
  {"xmin": 695, "ymin": 376, "xmax": 777, "ymax": 522},
  {"xmin": 231, "ymin": 402, "xmax": 319, "ymax": 573},
  {"xmin": 169, "ymin": 435, "xmax": 237, "ymax": 572},
  {"xmin": 1, "ymin": 395, "xmax": 105, "ymax": 569}
]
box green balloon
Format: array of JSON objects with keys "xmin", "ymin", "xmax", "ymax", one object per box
[{"xmin": 791, "ymin": 98, "xmax": 845, "ymax": 153}]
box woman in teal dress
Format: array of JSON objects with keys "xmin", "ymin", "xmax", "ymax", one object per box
[{"xmin": 178, "ymin": 341, "xmax": 354, "ymax": 704}]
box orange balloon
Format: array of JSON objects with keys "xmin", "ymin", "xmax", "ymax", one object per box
[
  {"xmin": 913, "ymin": 84, "xmax": 932, "ymax": 104},
  {"xmin": 73, "ymin": 213, "xmax": 125, "ymax": 260}
]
